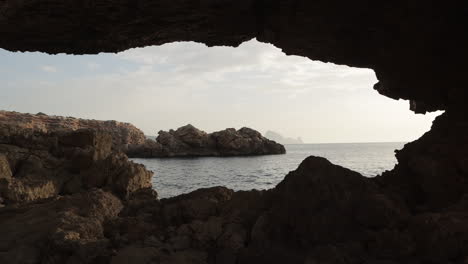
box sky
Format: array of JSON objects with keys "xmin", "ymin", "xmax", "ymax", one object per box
[{"xmin": 0, "ymin": 39, "xmax": 441, "ymax": 143}]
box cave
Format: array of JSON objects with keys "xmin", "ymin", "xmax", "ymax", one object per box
[{"xmin": 1, "ymin": 1, "xmax": 468, "ymax": 263}]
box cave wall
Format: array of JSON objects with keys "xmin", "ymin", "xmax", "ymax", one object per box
[{"xmin": 1, "ymin": 1, "xmax": 468, "ymax": 113}]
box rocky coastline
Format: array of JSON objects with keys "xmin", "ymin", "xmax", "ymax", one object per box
[
  {"xmin": 127, "ymin": 124, "xmax": 286, "ymax": 158},
  {"xmin": 0, "ymin": 111, "xmax": 286, "ymax": 158},
  {"xmin": 0, "ymin": 110, "xmax": 146, "ymax": 150},
  {"xmin": 1, "ymin": 111, "xmax": 467, "ymax": 263}
]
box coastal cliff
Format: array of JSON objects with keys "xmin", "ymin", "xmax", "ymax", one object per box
[
  {"xmin": 127, "ymin": 124, "xmax": 286, "ymax": 158},
  {"xmin": 0, "ymin": 112, "xmax": 285, "ymax": 158},
  {"xmin": 0, "ymin": 110, "xmax": 146, "ymax": 149}
]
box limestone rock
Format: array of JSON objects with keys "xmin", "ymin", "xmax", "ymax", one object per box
[
  {"xmin": 0, "ymin": 153, "xmax": 12, "ymax": 179},
  {"xmin": 0, "ymin": 129, "xmax": 152, "ymax": 204},
  {"xmin": 128, "ymin": 124, "xmax": 285, "ymax": 158},
  {"xmin": 0, "ymin": 110, "xmax": 146, "ymax": 150}
]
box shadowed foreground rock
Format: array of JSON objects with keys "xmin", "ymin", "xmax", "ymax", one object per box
[
  {"xmin": 2, "ymin": 115, "xmax": 468, "ymax": 263},
  {"xmin": 127, "ymin": 124, "xmax": 286, "ymax": 158}
]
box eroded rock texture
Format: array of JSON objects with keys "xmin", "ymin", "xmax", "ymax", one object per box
[
  {"xmin": 127, "ymin": 124, "xmax": 285, "ymax": 158},
  {"xmin": 0, "ymin": 128, "xmax": 153, "ymax": 205},
  {"xmin": 1, "ymin": 116, "xmax": 468, "ymax": 263},
  {"xmin": 104, "ymin": 155, "xmax": 468, "ymax": 264},
  {"xmin": 1, "ymin": 1, "xmax": 467, "ymax": 113},
  {"xmin": 0, "ymin": 110, "xmax": 146, "ymax": 149}
]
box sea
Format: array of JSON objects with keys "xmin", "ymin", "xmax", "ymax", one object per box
[{"xmin": 131, "ymin": 142, "xmax": 406, "ymax": 198}]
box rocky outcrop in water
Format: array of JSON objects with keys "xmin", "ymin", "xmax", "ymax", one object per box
[
  {"xmin": 127, "ymin": 124, "xmax": 286, "ymax": 158},
  {"xmin": 0, "ymin": 110, "xmax": 146, "ymax": 150}
]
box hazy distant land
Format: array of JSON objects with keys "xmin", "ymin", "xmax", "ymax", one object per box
[{"xmin": 265, "ymin": 131, "xmax": 303, "ymax": 144}]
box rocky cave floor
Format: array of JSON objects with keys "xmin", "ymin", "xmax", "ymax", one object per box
[{"xmin": 0, "ymin": 110, "xmax": 467, "ymax": 264}]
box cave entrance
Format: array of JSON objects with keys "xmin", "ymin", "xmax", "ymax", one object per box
[{"xmin": 0, "ymin": 39, "xmax": 440, "ymax": 198}]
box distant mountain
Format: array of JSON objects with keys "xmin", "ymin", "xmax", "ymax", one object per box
[{"xmin": 264, "ymin": 131, "xmax": 303, "ymax": 144}]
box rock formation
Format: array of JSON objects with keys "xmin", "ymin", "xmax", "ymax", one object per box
[
  {"xmin": 1, "ymin": 115, "xmax": 467, "ymax": 263},
  {"xmin": 1, "ymin": 1, "xmax": 466, "ymax": 114},
  {"xmin": 0, "ymin": 128, "xmax": 152, "ymax": 204},
  {"xmin": 127, "ymin": 124, "xmax": 286, "ymax": 158},
  {"xmin": 0, "ymin": 110, "xmax": 146, "ymax": 150},
  {"xmin": 0, "ymin": 1, "xmax": 467, "ymax": 263}
]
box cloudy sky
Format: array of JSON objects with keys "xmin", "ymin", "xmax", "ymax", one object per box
[{"xmin": 0, "ymin": 39, "xmax": 441, "ymax": 143}]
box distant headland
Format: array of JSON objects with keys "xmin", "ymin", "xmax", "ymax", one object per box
[{"xmin": 265, "ymin": 130, "xmax": 303, "ymax": 144}]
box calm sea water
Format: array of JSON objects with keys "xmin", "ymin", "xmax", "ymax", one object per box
[{"xmin": 131, "ymin": 142, "xmax": 405, "ymax": 198}]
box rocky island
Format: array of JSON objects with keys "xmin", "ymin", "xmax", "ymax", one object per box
[{"xmin": 127, "ymin": 124, "xmax": 286, "ymax": 158}]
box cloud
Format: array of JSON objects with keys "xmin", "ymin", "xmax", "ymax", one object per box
[
  {"xmin": 0, "ymin": 39, "xmax": 440, "ymax": 143},
  {"xmin": 115, "ymin": 39, "xmax": 377, "ymax": 97},
  {"xmin": 86, "ymin": 62, "xmax": 101, "ymax": 70},
  {"xmin": 40, "ymin": 65, "xmax": 58, "ymax": 73}
]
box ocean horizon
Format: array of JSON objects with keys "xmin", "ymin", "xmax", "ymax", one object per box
[{"xmin": 132, "ymin": 142, "xmax": 405, "ymax": 198}]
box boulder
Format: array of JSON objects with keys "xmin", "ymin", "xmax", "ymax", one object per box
[
  {"xmin": 0, "ymin": 189, "xmax": 123, "ymax": 264},
  {"xmin": 0, "ymin": 129, "xmax": 152, "ymax": 204}
]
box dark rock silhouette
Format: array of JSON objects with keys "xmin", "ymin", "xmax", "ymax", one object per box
[
  {"xmin": 126, "ymin": 124, "xmax": 286, "ymax": 158},
  {"xmin": 0, "ymin": 118, "xmax": 466, "ymax": 263},
  {"xmin": 1, "ymin": 1, "xmax": 466, "ymax": 114}
]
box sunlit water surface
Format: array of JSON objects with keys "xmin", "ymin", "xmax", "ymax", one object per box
[{"xmin": 131, "ymin": 142, "xmax": 405, "ymax": 198}]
